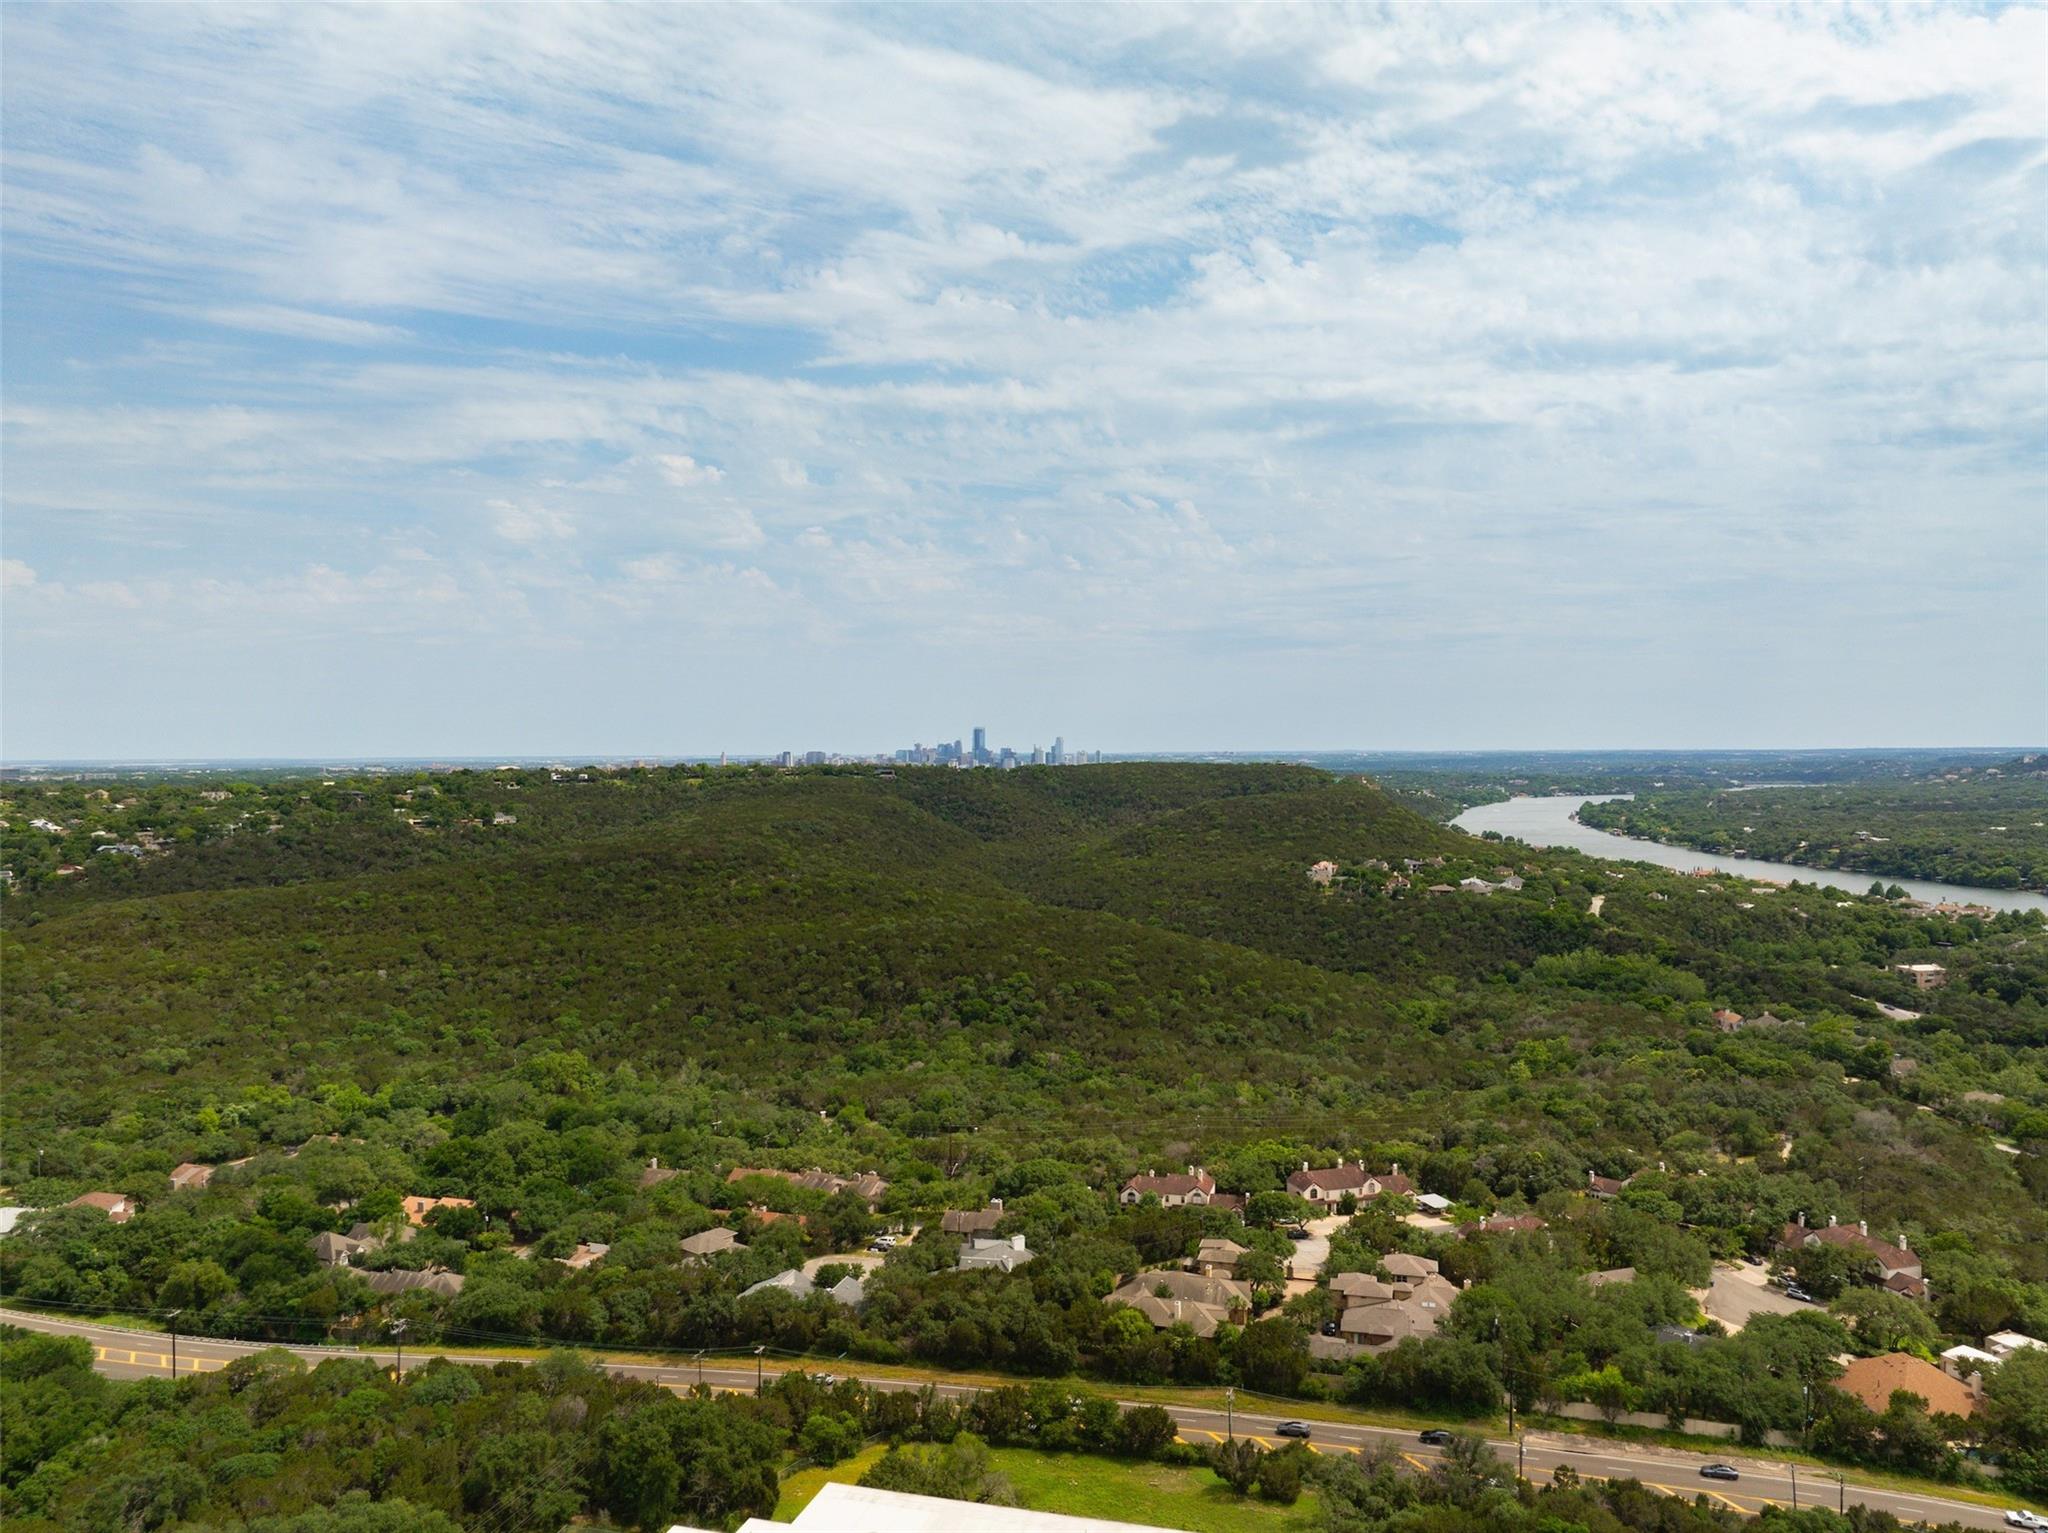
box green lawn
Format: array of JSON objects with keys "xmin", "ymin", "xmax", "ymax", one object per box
[{"xmin": 774, "ymin": 1444, "xmax": 1319, "ymax": 1531}]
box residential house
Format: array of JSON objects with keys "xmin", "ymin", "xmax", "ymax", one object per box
[
  {"xmin": 957, "ymin": 1234, "xmax": 1035, "ymax": 1273},
  {"xmin": 1336, "ymin": 1273, "xmax": 1460, "ymax": 1352},
  {"xmin": 1459, "ymin": 1213, "xmax": 1546, "ymax": 1236},
  {"xmin": 0, "ymin": 1208, "xmax": 33, "ymax": 1237},
  {"xmin": 309, "ymin": 1230, "xmax": 377, "ymax": 1266},
  {"xmin": 725, "ymin": 1167, "xmax": 889, "ymax": 1210},
  {"xmin": 679, "ymin": 1226, "xmax": 745, "ymax": 1260},
  {"xmin": 1307, "ymin": 860, "xmax": 1339, "ymax": 885},
  {"xmin": 1778, "ymin": 1214, "xmax": 1923, "ymax": 1288},
  {"xmin": 1586, "ymin": 1170, "xmax": 1631, "ymax": 1199},
  {"xmin": 402, "ymin": 1195, "xmax": 476, "ymax": 1227},
  {"xmin": 1119, "ymin": 1167, "xmax": 1219, "ymax": 1207},
  {"xmin": 1190, "ymin": 1238, "xmax": 1248, "ymax": 1278},
  {"xmin": 739, "ymin": 1268, "xmax": 864, "ymax": 1307},
  {"xmin": 1105, "ymin": 1270, "xmax": 1251, "ymax": 1337},
  {"xmin": 1284, "ymin": 1160, "xmax": 1412, "ymax": 1205},
  {"xmin": 941, "ymin": 1200, "xmax": 1005, "ymax": 1236},
  {"xmin": 1835, "ymin": 1353, "xmax": 1977, "ymax": 1419},
  {"xmin": 1583, "ymin": 1267, "xmax": 1638, "ymax": 1288},
  {"xmin": 1380, "ymin": 1252, "xmax": 1438, "ymax": 1282},
  {"xmin": 1328, "ymin": 1271, "xmax": 1394, "ymax": 1309},
  {"xmin": 169, "ymin": 1162, "xmax": 215, "ymax": 1191},
  {"xmin": 67, "ymin": 1192, "xmax": 134, "ymax": 1224},
  {"xmin": 360, "ymin": 1268, "xmax": 465, "ymax": 1299},
  {"xmin": 639, "ymin": 1157, "xmax": 680, "ymax": 1190},
  {"xmin": 1986, "ymin": 1331, "xmax": 2046, "ymax": 1359},
  {"xmin": 1413, "ymin": 1192, "xmax": 1454, "ymax": 1214},
  {"xmin": 1894, "ymin": 963, "xmax": 1949, "ymax": 991},
  {"xmin": 1940, "ymin": 1346, "xmax": 2001, "ymax": 1389},
  {"xmin": 562, "ymin": 1243, "xmax": 609, "ymax": 1270}
]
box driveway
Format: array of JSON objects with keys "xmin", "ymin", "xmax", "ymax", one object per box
[
  {"xmin": 1288, "ymin": 1214, "xmax": 1346, "ymax": 1281},
  {"xmin": 1696, "ymin": 1260, "xmax": 1813, "ymax": 1332}
]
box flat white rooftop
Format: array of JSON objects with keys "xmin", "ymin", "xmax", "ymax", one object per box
[{"xmin": 691, "ymin": 1480, "xmax": 1171, "ymax": 1533}]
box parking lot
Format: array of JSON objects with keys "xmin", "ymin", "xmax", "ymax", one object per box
[{"xmin": 1696, "ymin": 1259, "xmax": 1815, "ymax": 1332}]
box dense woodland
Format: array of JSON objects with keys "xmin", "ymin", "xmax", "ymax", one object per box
[
  {"xmin": 4, "ymin": 762, "xmax": 2048, "ymax": 1526},
  {"xmin": 1577, "ymin": 764, "xmax": 2048, "ymax": 892}
]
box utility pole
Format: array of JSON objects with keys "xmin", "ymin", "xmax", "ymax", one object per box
[
  {"xmin": 167, "ymin": 1310, "xmax": 182, "ymax": 1380},
  {"xmin": 1225, "ymin": 1387, "xmax": 1235, "ymax": 1440},
  {"xmin": 1518, "ymin": 1436, "xmax": 1525, "ymax": 1480},
  {"xmin": 390, "ymin": 1319, "xmax": 407, "ymax": 1378},
  {"xmin": 1790, "ymin": 1461, "xmax": 1798, "ymax": 1509},
  {"xmin": 694, "ymin": 1350, "xmax": 704, "ymax": 1388},
  {"xmin": 1837, "ymin": 1475, "xmax": 1846, "ymax": 1514},
  {"xmin": 754, "ymin": 1344, "xmax": 766, "ymax": 1390}
]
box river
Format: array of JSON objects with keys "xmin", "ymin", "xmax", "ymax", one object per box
[{"xmin": 1451, "ymin": 794, "xmax": 2048, "ymax": 914}]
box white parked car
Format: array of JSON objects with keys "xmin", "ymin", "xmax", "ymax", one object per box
[{"xmin": 2003, "ymin": 1511, "xmax": 2048, "ymax": 1531}]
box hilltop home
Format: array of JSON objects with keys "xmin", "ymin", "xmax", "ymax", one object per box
[
  {"xmin": 66, "ymin": 1192, "xmax": 134, "ymax": 1224},
  {"xmin": 1119, "ymin": 1167, "xmax": 1218, "ymax": 1207},
  {"xmin": 1284, "ymin": 1160, "xmax": 1412, "ymax": 1205},
  {"xmin": 1778, "ymin": 1213, "xmax": 1924, "ymax": 1288},
  {"xmin": 1191, "ymin": 1237, "xmax": 1248, "ymax": 1278},
  {"xmin": 402, "ymin": 1195, "xmax": 476, "ymax": 1227},
  {"xmin": 679, "ymin": 1226, "xmax": 745, "ymax": 1260},
  {"xmin": 957, "ymin": 1234, "xmax": 1035, "ymax": 1273},
  {"xmin": 1836, "ymin": 1353, "xmax": 1976, "ymax": 1419},
  {"xmin": 169, "ymin": 1162, "xmax": 215, "ymax": 1191},
  {"xmin": 941, "ymin": 1200, "xmax": 1005, "ymax": 1236},
  {"xmin": 1105, "ymin": 1269, "xmax": 1251, "ymax": 1338},
  {"xmin": 1894, "ymin": 963, "xmax": 1949, "ymax": 991}
]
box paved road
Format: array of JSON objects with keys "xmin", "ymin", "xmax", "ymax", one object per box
[{"xmin": 1, "ymin": 1309, "xmax": 2021, "ymax": 1529}]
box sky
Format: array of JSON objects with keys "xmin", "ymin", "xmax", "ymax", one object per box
[{"xmin": 3, "ymin": 4, "xmax": 2045, "ymax": 760}]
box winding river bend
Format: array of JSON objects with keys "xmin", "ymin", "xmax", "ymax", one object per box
[{"xmin": 1451, "ymin": 794, "xmax": 2048, "ymax": 915}]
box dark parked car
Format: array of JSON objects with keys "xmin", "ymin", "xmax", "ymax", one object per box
[
  {"xmin": 1418, "ymin": 1430, "xmax": 1454, "ymax": 1446},
  {"xmin": 1321, "ymin": 1320, "xmax": 1341, "ymax": 1336},
  {"xmin": 1275, "ymin": 1420, "xmax": 1312, "ymax": 1439},
  {"xmin": 1700, "ymin": 1464, "xmax": 1741, "ymax": 1481},
  {"xmin": 1286, "ymin": 1226, "xmax": 1310, "ymax": 1240}
]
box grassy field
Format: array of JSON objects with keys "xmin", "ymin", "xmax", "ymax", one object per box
[{"xmin": 773, "ymin": 1444, "xmax": 1320, "ymax": 1530}]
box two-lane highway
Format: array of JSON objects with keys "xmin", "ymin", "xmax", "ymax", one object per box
[{"xmin": 2, "ymin": 1309, "xmax": 2025, "ymax": 1529}]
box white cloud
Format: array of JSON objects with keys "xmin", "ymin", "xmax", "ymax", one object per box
[
  {"xmin": 2, "ymin": 5, "xmax": 2043, "ymax": 751},
  {"xmin": 201, "ymin": 305, "xmax": 411, "ymax": 345},
  {"xmin": 1, "ymin": 559, "xmax": 36, "ymax": 591},
  {"xmin": 487, "ymin": 499, "xmax": 574, "ymax": 544},
  {"xmin": 653, "ymin": 454, "xmax": 725, "ymax": 487}
]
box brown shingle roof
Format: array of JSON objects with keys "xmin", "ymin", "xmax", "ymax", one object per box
[{"xmin": 1835, "ymin": 1354, "xmax": 1977, "ymax": 1419}]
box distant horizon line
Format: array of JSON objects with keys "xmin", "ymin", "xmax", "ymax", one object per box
[{"xmin": 3, "ymin": 744, "xmax": 2039, "ymax": 771}]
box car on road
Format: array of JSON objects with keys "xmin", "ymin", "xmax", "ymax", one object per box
[
  {"xmin": 1286, "ymin": 1226, "xmax": 1310, "ymax": 1240},
  {"xmin": 2003, "ymin": 1512, "xmax": 2048, "ymax": 1531},
  {"xmin": 1418, "ymin": 1430, "xmax": 1454, "ymax": 1446},
  {"xmin": 1783, "ymin": 1284, "xmax": 1816, "ymax": 1303},
  {"xmin": 1700, "ymin": 1465, "xmax": 1741, "ymax": 1482},
  {"xmin": 1275, "ymin": 1420, "xmax": 1312, "ymax": 1439}
]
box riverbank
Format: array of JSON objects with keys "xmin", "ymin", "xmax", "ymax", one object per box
[{"xmin": 1452, "ymin": 794, "xmax": 2048, "ymax": 914}]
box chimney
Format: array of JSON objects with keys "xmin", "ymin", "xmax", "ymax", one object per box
[
  {"xmin": 1859, "ymin": 1220, "xmax": 1868, "ymax": 1238},
  {"xmin": 1301, "ymin": 1160, "xmax": 1309, "ymax": 1172},
  {"xmin": 1012, "ymin": 1234, "xmax": 1026, "ymax": 1251},
  {"xmin": 1796, "ymin": 1210, "xmax": 1806, "ymax": 1228},
  {"xmin": 1899, "ymin": 1233, "xmax": 1909, "ymax": 1253},
  {"xmin": 649, "ymin": 1156, "xmax": 659, "ymax": 1170},
  {"xmin": 1588, "ymin": 1170, "xmax": 1596, "ymax": 1186},
  {"xmin": 1658, "ymin": 1160, "xmax": 1666, "ymax": 1173},
  {"xmin": 1827, "ymin": 1214, "xmax": 1836, "ymax": 1227},
  {"xmin": 1188, "ymin": 1164, "xmax": 1196, "ymax": 1178},
  {"xmin": 1393, "ymin": 1162, "xmax": 1401, "ymax": 1175},
  {"xmin": 991, "ymin": 1197, "xmax": 1003, "ymax": 1211}
]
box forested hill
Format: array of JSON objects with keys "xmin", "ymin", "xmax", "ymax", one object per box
[{"xmin": 5, "ymin": 760, "xmax": 2046, "ymax": 1284}]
